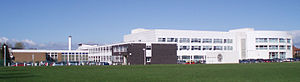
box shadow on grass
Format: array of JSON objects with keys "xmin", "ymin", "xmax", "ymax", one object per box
[{"xmin": 0, "ymin": 72, "xmax": 39, "ymax": 79}]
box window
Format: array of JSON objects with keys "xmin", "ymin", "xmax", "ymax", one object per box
[
  {"xmin": 179, "ymin": 38, "xmax": 190, "ymax": 43},
  {"xmin": 146, "ymin": 57, "xmax": 151, "ymax": 62},
  {"xmin": 146, "ymin": 46, "xmax": 151, "ymax": 50},
  {"xmin": 194, "ymin": 56, "xmax": 204, "ymax": 59},
  {"xmin": 191, "ymin": 38, "xmax": 201, "ymax": 43},
  {"xmin": 279, "ymin": 45, "xmax": 286, "ymax": 50},
  {"xmin": 224, "ymin": 39, "xmax": 233, "ymax": 43},
  {"xmin": 256, "ymin": 38, "xmax": 268, "ymax": 43},
  {"xmin": 191, "ymin": 46, "xmax": 201, "ymax": 50},
  {"xmin": 202, "ymin": 38, "xmax": 212, "ymax": 43},
  {"xmin": 287, "ymin": 39, "xmax": 291, "ymax": 43},
  {"xmin": 113, "ymin": 46, "xmax": 128, "ymax": 52},
  {"xmin": 279, "ymin": 38, "xmax": 286, "ymax": 43},
  {"xmin": 256, "ymin": 45, "xmax": 268, "ymax": 50},
  {"xmin": 182, "ymin": 56, "xmax": 191, "ymax": 59},
  {"xmin": 179, "ymin": 46, "xmax": 190, "ymax": 50},
  {"xmin": 213, "ymin": 39, "xmax": 223, "ymax": 43},
  {"xmin": 213, "ymin": 46, "xmax": 223, "ymax": 50},
  {"xmin": 280, "ymin": 52, "xmax": 286, "ymax": 59},
  {"xmin": 158, "ymin": 38, "xmax": 166, "ymax": 42},
  {"xmin": 269, "ymin": 38, "xmax": 278, "ymax": 43},
  {"xmin": 287, "ymin": 45, "xmax": 291, "ymax": 50},
  {"xmin": 224, "ymin": 46, "xmax": 233, "ymax": 50},
  {"xmin": 269, "ymin": 45, "xmax": 278, "ymax": 50},
  {"xmin": 203, "ymin": 46, "xmax": 212, "ymax": 50},
  {"xmin": 269, "ymin": 52, "xmax": 278, "ymax": 59},
  {"xmin": 167, "ymin": 38, "xmax": 178, "ymax": 42}
]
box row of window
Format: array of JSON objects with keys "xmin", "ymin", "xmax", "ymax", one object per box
[
  {"xmin": 61, "ymin": 52, "xmax": 88, "ymax": 55},
  {"xmin": 158, "ymin": 38, "xmax": 233, "ymax": 43},
  {"xmin": 113, "ymin": 46, "xmax": 128, "ymax": 52},
  {"xmin": 62, "ymin": 55, "xmax": 88, "ymax": 61},
  {"xmin": 179, "ymin": 45, "xmax": 233, "ymax": 51},
  {"xmin": 256, "ymin": 45, "xmax": 291, "ymax": 50},
  {"xmin": 90, "ymin": 56, "xmax": 112, "ymax": 62},
  {"xmin": 181, "ymin": 55, "xmax": 205, "ymax": 59},
  {"xmin": 256, "ymin": 38, "xmax": 291, "ymax": 43},
  {"xmin": 269, "ymin": 52, "xmax": 286, "ymax": 59},
  {"xmin": 90, "ymin": 47, "xmax": 112, "ymax": 53}
]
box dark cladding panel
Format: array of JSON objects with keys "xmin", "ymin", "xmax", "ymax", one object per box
[
  {"xmin": 151, "ymin": 44, "xmax": 177, "ymax": 64},
  {"xmin": 127, "ymin": 43, "xmax": 146, "ymax": 65}
]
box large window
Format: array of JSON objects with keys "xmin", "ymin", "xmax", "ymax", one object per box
[
  {"xmin": 269, "ymin": 52, "xmax": 278, "ymax": 59},
  {"xmin": 213, "ymin": 39, "xmax": 223, "ymax": 43},
  {"xmin": 256, "ymin": 38, "xmax": 268, "ymax": 43},
  {"xmin": 194, "ymin": 55, "xmax": 204, "ymax": 59},
  {"xmin": 279, "ymin": 38, "xmax": 286, "ymax": 43},
  {"xmin": 203, "ymin": 46, "xmax": 212, "ymax": 50},
  {"xmin": 256, "ymin": 45, "xmax": 268, "ymax": 50},
  {"xmin": 213, "ymin": 46, "xmax": 223, "ymax": 50},
  {"xmin": 191, "ymin": 46, "xmax": 201, "ymax": 50},
  {"xmin": 167, "ymin": 38, "xmax": 178, "ymax": 42},
  {"xmin": 158, "ymin": 38, "xmax": 166, "ymax": 42},
  {"xmin": 224, "ymin": 46, "xmax": 233, "ymax": 50},
  {"xmin": 191, "ymin": 38, "xmax": 201, "ymax": 43},
  {"xmin": 202, "ymin": 38, "xmax": 212, "ymax": 43},
  {"xmin": 179, "ymin": 45, "xmax": 190, "ymax": 50},
  {"xmin": 179, "ymin": 38, "xmax": 190, "ymax": 43},
  {"xmin": 224, "ymin": 39, "xmax": 233, "ymax": 43},
  {"xmin": 280, "ymin": 52, "xmax": 286, "ymax": 59},
  {"xmin": 269, "ymin": 38, "xmax": 278, "ymax": 43},
  {"xmin": 182, "ymin": 56, "xmax": 191, "ymax": 60},
  {"xmin": 269, "ymin": 45, "xmax": 278, "ymax": 50}
]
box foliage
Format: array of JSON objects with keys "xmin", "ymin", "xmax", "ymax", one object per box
[{"xmin": 14, "ymin": 42, "xmax": 25, "ymax": 49}]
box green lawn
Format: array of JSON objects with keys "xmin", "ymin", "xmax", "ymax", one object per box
[{"xmin": 1, "ymin": 62, "xmax": 300, "ymax": 82}]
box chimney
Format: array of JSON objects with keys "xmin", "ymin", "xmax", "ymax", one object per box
[{"xmin": 68, "ymin": 36, "xmax": 72, "ymax": 50}]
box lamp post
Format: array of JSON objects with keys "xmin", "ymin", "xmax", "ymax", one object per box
[
  {"xmin": 143, "ymin": 48, "xmax": 146, "ymax": 65},
  {"xmin": 4, "ymin": 45, "xmax": 6, "ymax": 67}
]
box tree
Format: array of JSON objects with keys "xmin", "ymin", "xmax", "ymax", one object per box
[{"xmin": 14, "ymin": 42, "xmax": 25, "ymax": 49}]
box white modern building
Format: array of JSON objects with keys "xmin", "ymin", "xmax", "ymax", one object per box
[{"xmin": 124, "ymin": 28, "xmax": 293, "ymax": 64}]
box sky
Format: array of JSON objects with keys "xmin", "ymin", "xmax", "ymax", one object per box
[{"xmin": 0, "ymin": 0, "xmax": 300, "ymax": 49}]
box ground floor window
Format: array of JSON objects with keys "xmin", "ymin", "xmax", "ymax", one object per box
[
  {"xmin": 182, "ymin": 56, "xmax": 191, "ymax": 60},
  {"xmin": 269, "ymin": 52, "xmax": 278, "ymax": 59},
  {"xmin": 280, "ymin": 52, "xmax": 286, "ymax": 59}
]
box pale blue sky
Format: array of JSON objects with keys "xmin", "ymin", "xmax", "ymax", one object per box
[{"xmin": 0, "ymin": 0, "xmax": 300, "ymax": 49}]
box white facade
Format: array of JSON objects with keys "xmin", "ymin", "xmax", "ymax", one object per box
[{"xmin": 124, "ymin": 28, "xmax": 293, "ymax": 64}]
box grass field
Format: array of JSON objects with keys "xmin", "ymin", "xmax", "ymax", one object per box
[{"xmin": 1, "ymin": 62, "xmax": 300, "ymax": 82}]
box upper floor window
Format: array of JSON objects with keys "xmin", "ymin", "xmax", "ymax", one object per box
[
  {"xmin": 269, "ymin": 45, "xmax": 278, "ymax": 50},
  {"xmin": 279, "ymin": 45, "xmax": 286, "ymax": 50},
  {"xmin": 191, "ymin": 38, "xmax": 201, "ymax": 43},
  {"xmin": 179, "ymin": 45, "xmax": 190, "ymax": 50},
  {"xmin": 213, "ymin": 46, "xmax": 223, "ymax": 50},
  {"xmin": 279, "ymin": 38, "xmax": 286, "ymax": 43},
  {"xmin": 224, "ymin": 39, "xmax": 233, "ymax": 43},
  {"xmin": 203, "ymin": 46, "xmax": 212, "ymax": 50},
  {"xmin": 202, "ymin": 38, "xmax": 212, "ymax": 43},
  {"xmin": 113, "ymin": 46, "xmax": 128, "ymax": 52},
  {"xmin": 269, "ymin": 38, "xmax": 278, "ymax": 43},
  {"xmin": 224, "ymin": 46, "xmax": 233, "ymax": 50},
  {"xmin": 191, "ymin": 46, "xmax": 201, "ymax": 50},
  {"xmin": 213, "ymin": 39, "xmax": 223, "ymax": 43},
  {"xmin": 179, "ymin": 38, "xmax": 190, "ymax": 43},
  {"xmin": 256, "ymin": 38, "xmax": 268, "ymax": 43},
  {"xmin": 287, "ymin": 45, "xmax": 291, "ymax": 50},
  {"xmin": 167, "ymin": 38, "xmax": 178, "ymax": 42},
  {"xmin": 158, "ymin": 38, "xmax": 166, "ymax": 42},
  {"xmin": 287, "ymin": 39, "xmax": 291, "ymax": 43},
  {"xmin": 256, "ymin": 45, "xmax": 268, "ymax": 50}
]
